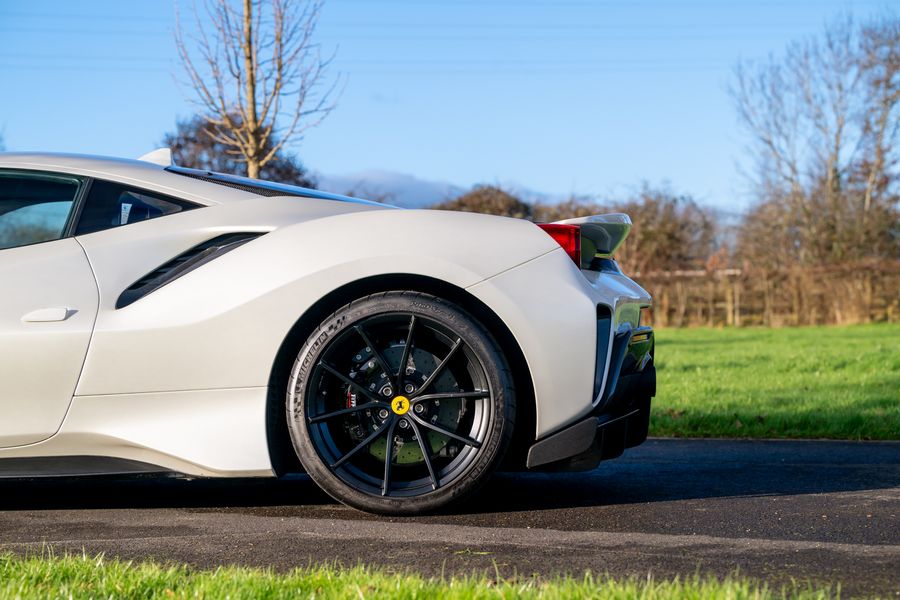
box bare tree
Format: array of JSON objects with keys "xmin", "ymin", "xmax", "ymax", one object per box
[
  {"xmin": 732, "ymin": 14, "xmax": 900, "ymax": 266},
  {"xmin": 857, "ymin": 18, "xmax": 900, "ymax": 217},
  {"xmin": 175, "ymin": 0, "xmax": 339, "ymax": 178},
  {"xmin": 162, "ymin": 114, "xmax": 316, "ymax": 186}
]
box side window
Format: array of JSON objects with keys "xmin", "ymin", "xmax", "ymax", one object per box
[
  {"xmin": 75, "ymin": 180, "xmax": 199, "ymax": 236},
  {"xmin": 0, "ymin": 172, "xmax": 81, "ymax": 250}
]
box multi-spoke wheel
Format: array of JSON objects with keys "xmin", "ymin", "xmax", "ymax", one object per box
[{"xmin": 286, "ymin": 292, "xmax": 515, "ymax": 514}]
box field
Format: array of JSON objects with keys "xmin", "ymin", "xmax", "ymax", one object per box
[
  {"xmin": 0, "ymin": 554, "xmax": 836, "ymax": 600},
  {"xmin": 651, "ymin": 323, "xmax": 900, "ymax": 439}
]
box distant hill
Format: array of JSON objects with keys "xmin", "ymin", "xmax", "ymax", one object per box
[{"xmin": 316, "ymin": 170, "xmax": 464, "ymax": 208}]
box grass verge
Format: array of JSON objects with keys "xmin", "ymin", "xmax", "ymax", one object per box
[
  {"xmin": 0, "ymin": 553, "xmax": 836, "ymax": 599},
  {"xmin": 651, "ymin": 323, "xmax": 900, "ymax": 439}
]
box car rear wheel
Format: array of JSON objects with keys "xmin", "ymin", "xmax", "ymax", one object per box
[{"xmin": 286, "ymin": 292, "xmax": 515, "ymax": 515}]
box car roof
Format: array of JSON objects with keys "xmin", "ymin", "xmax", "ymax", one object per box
[{"xmin": 0, "ymin": 152, "xmax": 383, "ymax": 208}]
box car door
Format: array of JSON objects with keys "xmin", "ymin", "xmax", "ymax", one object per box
[{"xmin": 0, "ymin": 170, "xmax": 98, "ymax": 448}]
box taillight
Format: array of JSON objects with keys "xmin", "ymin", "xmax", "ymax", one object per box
[{"xmin": 537, "ymin": 224, "xmax": 581, "ymax": 267}]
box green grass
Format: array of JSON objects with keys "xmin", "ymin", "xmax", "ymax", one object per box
[
  {"xmin": 651, "ymin": 323, "xmax": 900, "ymax": 440},
  {"xmin": 0, "ymin": 554, "xmax": 836, "ymax": 600}
]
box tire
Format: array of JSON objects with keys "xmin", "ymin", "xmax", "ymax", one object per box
[{"xmin": 286, "ymin": 291, "xmax": 515, "ymax": 515}]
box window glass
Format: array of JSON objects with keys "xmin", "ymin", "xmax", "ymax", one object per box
[
  {"xmin": 0, "ymin": 173, "xmax": 80, "ymax": 250},
  {"xmin": 75, "ymin": 180, "xmax": 199, "ymax": 236}
]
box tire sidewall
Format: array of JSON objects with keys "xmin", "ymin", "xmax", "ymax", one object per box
[{"xmin": 286, "ymin": 292, "xmax": 514, "ymax": 515}]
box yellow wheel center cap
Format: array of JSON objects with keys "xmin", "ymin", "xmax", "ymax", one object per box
[{"xmin": 391, "ymin": 395, "xmax": 411, "ymax": 415}]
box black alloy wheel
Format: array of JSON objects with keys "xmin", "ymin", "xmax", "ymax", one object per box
[{"xmin": 286, "ymin": 292, "xmax": 515, "ymax": 515}]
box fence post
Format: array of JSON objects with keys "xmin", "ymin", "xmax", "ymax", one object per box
[{"xmin": 725, "ymin": 279, "xmax": 734, "ymax": 327}]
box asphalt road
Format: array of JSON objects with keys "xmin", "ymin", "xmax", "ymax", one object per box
[{"xmin": 0, "ymin": 439, "xmax": 897, "ymax": 596}]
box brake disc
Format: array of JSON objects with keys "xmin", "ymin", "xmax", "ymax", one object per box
[{"xmin": 346, "ymin": 344, "xmax": 464, "ymax": 464}]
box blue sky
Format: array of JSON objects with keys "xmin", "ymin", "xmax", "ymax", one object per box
[{"xmin": 0, "ymin": 0, "xmax": 891, "ymax": 210}]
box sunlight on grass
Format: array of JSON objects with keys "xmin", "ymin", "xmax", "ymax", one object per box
[
  {"xmin": 0, "ymin": 553, "xmax": 837, "ymax": 600},
  {"xmin": 651, "ymin": 323, "xmax": 900, "ymax": 439}
]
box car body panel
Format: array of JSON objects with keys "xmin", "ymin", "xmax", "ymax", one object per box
[
  {"xmin": 0, "ymin": 152, "xmax": 239, "ymax": 206},
  {"xmin": 0, "ymin": 388, "xmax": 271, "ymax": 476},
  {"xmin": 0, "ymin": 152, "xmax": 653, "ymax": 478},
  {"xmin": 0, "ymin": 239, "xmax": 98, "ymax": 447},
  {"xmin": 468, "ymin": 249, "xmax": 651, "ymax": 436},
  {"xmin": 73, "ymin": 204, "xmax": 558, "ymax": 397}
]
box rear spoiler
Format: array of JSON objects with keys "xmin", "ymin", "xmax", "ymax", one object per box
[{"xmin": 553, "ymin": 213, "xmax": 632, "ymax": 263}]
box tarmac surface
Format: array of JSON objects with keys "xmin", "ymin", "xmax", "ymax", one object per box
[{"xmin": 0, "ymin": 439, "xmax": 897, "ymax": 596}]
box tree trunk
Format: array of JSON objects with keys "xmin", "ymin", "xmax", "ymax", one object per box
[{"xmin": 242, "ymin": 0, "xmax": 260, "ymax": 179}]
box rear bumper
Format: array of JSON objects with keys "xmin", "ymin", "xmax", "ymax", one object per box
[
  {"xmin": 526, "ymin": 326, "xmax": 656, "ymax": 471},
  {"xmin": 468, "ymin": 248, "xmax": 652, "ymax": 438}
]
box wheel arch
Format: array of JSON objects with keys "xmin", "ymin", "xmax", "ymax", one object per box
[{"xmin": 266, "ymin": 273, "xmax": 536, "ymax": 475}]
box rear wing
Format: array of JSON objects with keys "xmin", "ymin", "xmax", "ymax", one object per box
[{"xmin": 553, "ymin": 213, "xmax": 632, "ymax": 263}]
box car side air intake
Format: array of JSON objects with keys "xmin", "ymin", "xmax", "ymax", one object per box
[{"xmin": 116, "ymin": 232, "xmax": 264, "ymax": 309}]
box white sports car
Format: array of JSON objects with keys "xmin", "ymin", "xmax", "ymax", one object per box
[{"xmin": 0, "ymin": 150, "xmax": 655, "ymax": 514}]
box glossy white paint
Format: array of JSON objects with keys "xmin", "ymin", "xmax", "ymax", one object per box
[
  {"xmin": 21, "ymin": 307, "xmax": 74, "ymax": 323},
  {"xmin": 4, "ymin": 388, "xmax": 271, "ymax": 476},
  {"xmin": 0, "ymin": 239, "xmax": 98, "ymax": 447},
  {"xmin": 468, "ymin": 249, "xmax": 651, "ymax": 435},
  {"xmin": 75, "ymin": 206, "xmax": 557, "ymax": 397},
  {"xmin": 0, "ymin": 152, "xmax": 652, "ymax": 475},
  {"xmin": 137, "ymin": 148, "xmax": 173, "ymax": 167},
  {"xmin": 1, "ymin": 152, "xmax": 246, "ymax": 206}
]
